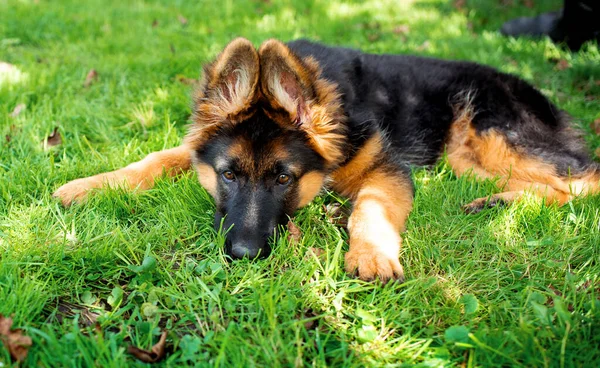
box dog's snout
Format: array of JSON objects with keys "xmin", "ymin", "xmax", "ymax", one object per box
[{"xmin": 229, "ymin": 241, "xmax": 263, "ymax": 259}]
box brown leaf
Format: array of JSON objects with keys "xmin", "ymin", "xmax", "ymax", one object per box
[
  {"xmin": 393, "ymin": 25, "xmax": 410, "ymax": 35},
  {"xmin": 555, "ymin": 59, "xmax": 570, "ymax": 71},
  {"xmin": 175, "ymin": 74, "xmax": 197, "ymax": 85},
  {"xmin": 152, "ymin": 19, "xmax": 159, "ymax": 28},
  {"xmin": 590, "ymin": 118, "xmax": 600, "ymax": 135},
  {"xmin": 523, "ymin": 0, "xmax": 534, "ymax": 8},
  {"xmin": 127, "ymin": 330, "xmax": 168, "ymax": 363},
  {"xmin": 595, "ymin": 147, "xmax": 600, "ymax": 158},
  {"xmin": 0, "ymin": 314, "xmax": 33, "ymax": 363},
  {"xmin": 5, "ymin": 134, "xmax": 10, "ymax": 143},
  {"xmin": 367, "ymin": 33, "xmax": 380, "ymax": 42},
  {"xmin": 287, "ymin": 220, "xmax": 302, "ymax": 243},
  {"xmin": 324, "ymin": 203, "xmax": 350, "ymax": 229},
  {"xmin": 43, "ymin": 127, "xmax": 62, "ymax": 149},
  {"xmin": 177, "ymin": 14, "xmax": 188, "ymax": 25},
  {"xmin": 83, "ymin": 69, "xmax": 98, "ymax": 88},
  {"xmin": 170, "ymin": 44, "xmax": 176, "ymax": 54},
  {"xmin": 417, "ymin": 40, "xmax": 431, "ymax": 52},
  {"xmin": 56, "ymin": 301, "xmax": 100, "ymax": 327},
  {"xmin": 10, "ymin": 103, "xmax": 26, "ymax": 118},
  {"xmin": 454, "ymin": 0, "xmax": 466, "ymax": 10}
]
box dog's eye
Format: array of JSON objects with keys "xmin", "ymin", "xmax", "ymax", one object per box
[
  {"xmin": 222, "ymin": 170, "xmax": 236, "ymax": 182},
  {"xmin": 276, "ymin": 174, "xmax": 291, "ymax": 185}
]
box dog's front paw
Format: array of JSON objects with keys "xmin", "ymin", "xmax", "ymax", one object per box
[
  {"xmin": 53, "ymin": 177, "xmax": 102, "ymax": 206},
  {"xmin": 345, "ymin": 244, "xmax": 404, "ymax": 283}
]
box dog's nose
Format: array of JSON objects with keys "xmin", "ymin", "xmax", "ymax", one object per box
[{"xmin": 230, "ymin": 242, "xmax": 261, "ymax": 259}]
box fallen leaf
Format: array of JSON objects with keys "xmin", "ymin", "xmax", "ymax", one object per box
[
  {"xmin": 523, "ymin": 0, "xmax": 534, "ymax": 8},
  {"xmin": 324, "ymin": 203, "xmax": 350, "ymax": 229},
  {"xmin": 42, "ymin": 127, "xmax": 62, "ymax": 149},
  {"xmin": 83, "ymin": 69, "xmax": 98, "ymax": 88},
  {"xmin": 417, "ymin": 40, "xmax": 431, "ymax": 52},
  {"xmin": 152, "ymin": 19, "xmax": 159, "ymax": 28},
  {"xmin": 5, "ymin": 134, "xmax": 10, "ymax": 142},
  {"xmin": 287, "ymin": 220, "xmax": 302, "ymax": 243},
  {"xmin": 175, "ymin": 74, "xmax": 197, "ymax": 85},
  {"xmin": 590, "ymin": 118, "xmax": 600, "ymax": 135},
  {"xmin": 55, "ymin": 301, "xmax": 100, "ymax": 327},
  {"xmin": 177, "ymin": 14, "xmax": 188, "ymax": 25},
  {"xmin": 393, "ymin": 25, "xmax": 410, "ymax": 35},
  {"xmin": 595, "ymin": 80, "xmax": 600, "ymax": 86},
  {"xmin": 10, "ymin": 103, "xmax": 26, "ymax": 118},
  {"xmin": 127, "ymin": 330, "xmax": 168, "ymax": 363},
  {"xmin": 300, "ymin": 308, "xmax": 318, "ymax": 330},
  {"xmin": 367, "ymin": 33, "xmax": 381, "ymax": 42},
  {"xmin": 170, "ymin": 44, "xmax": 176, "ymax": 54},
  {"xmin": 454, "ymin": 0, "xmax": 466, "ymax": 10},
  {"xmin": 555, "ymin": 59, "xmax": 570, "ymax": 71},
  {"xmin": 0, "ymin": 314, "xmax": 33, "ymax": 363}
]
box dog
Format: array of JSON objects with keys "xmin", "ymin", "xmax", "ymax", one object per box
[{"xmin": 53, "ymin": 38, "xmax": 600, "ymax": 282}]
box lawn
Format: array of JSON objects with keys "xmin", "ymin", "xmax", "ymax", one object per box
[{"xmin": 1, "ymin": 0, "xmax": 600, "ymax": 366}]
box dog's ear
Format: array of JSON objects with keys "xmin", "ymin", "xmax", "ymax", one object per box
[
  {"xmin": 258, "ymin": 39, "xmax": 318, "ymax": 125},
  {"xmin": 258, "ymin": 39, "xmax": 347, "ymax": 166},
  {"xmin": 194, "ymin": 38, "xmax": 260, "ymax": 123}
]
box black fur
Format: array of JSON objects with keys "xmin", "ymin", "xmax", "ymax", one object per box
[{"xmin": 288, "ymin": 40, "xmax": 596, "ymax": 177}]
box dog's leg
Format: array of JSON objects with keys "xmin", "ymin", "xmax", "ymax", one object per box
[
  {"xmin": 341, "ymin": 169, "xmax": 413, "ymax": 283},
  {"xmin": 53, "ymin": 145, "xmax": 192, "ymax": 206}
]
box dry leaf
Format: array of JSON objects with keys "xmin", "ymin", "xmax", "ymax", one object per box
[
  {"xmin": 42, "ymin": 127, "xmax": 62, "ymax": 149},
  {"xmin": 590, "ymin": 118, "xmax": 600, "ymax": 135},
  {"xmin": 417, "ymin": 41, "xmax": 431, "ymax": 52},
  {"xmin": 287, "ymin": 220, "xmax": 302, "ymax": 243},
  {"xmin": 127, "ymin": 330, "xmax": 168, "ymax": 363},
  {"xmin": 324, "ymin": 203, "xmax": 350, "ymax": 229},
  {"xmin": 0, "ymin": 314, "xmax": 33, "ymax": 363},
  {"xmin": 393, "ymin": 25, "xmax": 410, "ymax": 35},
  {"xmin": 152, "ymin": 19, "xmax": 159, "ymax": 28},
  {"xmin": 83, "ymin": 69, "xmax": 98, "ymax": 88},
  {"xmin": 555, "ymin": 59, "xmax": 570, "ymax": 71},
  {"xmin": 10, "ymin": 103, "xmax": 26, "ymax": 118},
  {"xmin": 454, "ymin": 0, "xmax": 466, "ymax": 10},
  {"xmin": 5, "ymin": 134, "xmax": 10, "ymax": 143},
  {"xmin": 523, "ymin": 0, "xmax": 534, "ymax": 8},
  {"xmin": 367, "ymin": 33, "xmax": 381, "ymax": 42},
  {"xmin": 177, "ymin": 15, "xmax": 188, "ymax": 25},
  {"xmin": 56, "ymin": 301, "xmax": 100, "ymax": 327},
  {"xmin": 175, "ymin": 75, "xmax": 196, "ymax": 85}
]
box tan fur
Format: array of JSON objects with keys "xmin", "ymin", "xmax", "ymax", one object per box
[
  {"xmin": 328, "ymin": 132, "xmax": 412, "ymax": 281},
  {"xmin": 330, "ymin": 133, "xmax": 383, "ymax": 197},
  {"xmin": 297, "ymin": 171, "xmax": 325, "ymax": 207},
  {"xmin": 53, "ymin": 145, "xmax": 192, "ymax": 206},
  {"xmin": 195, "ymin": 162, "xmax": 218, "ymax": 198},
  {"xmin": 258, "ymin": 39, "xmax": 347, "ymax": 166},
  {"xmin": 342, "ymin": 170, "xmax": 413, "ymax": 282},
  {"xmin": 447, "ymin": 110, "xmax": 600, "ymax": 209},
  {"xmin": 186, "ymin": 38, "xmax": 260, "ymax": 149}
]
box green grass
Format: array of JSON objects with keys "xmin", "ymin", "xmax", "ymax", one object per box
[{"xmin": 1, "ymin": 0, "xmax": 600, "ymax": 366}]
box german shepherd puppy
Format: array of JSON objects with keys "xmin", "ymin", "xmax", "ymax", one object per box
[{"xmin": 54, "ymin": 38, "xmax": 600, "ymax": 282}]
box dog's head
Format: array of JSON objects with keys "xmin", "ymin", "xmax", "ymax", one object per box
[{"xmin": 185, "ymin": 38, "xmax": 346, "ymax": 259}]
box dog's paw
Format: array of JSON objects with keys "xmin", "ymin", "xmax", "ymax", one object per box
[
  {"xmin": 53, "ymin": 177, "xmax": 101, "ymax": 206},
  {"xmin": 462, "ymin": 196, "xmax": 507, "ymax": 214},
  {"xmin": 345, "ymin": 245, "xmax": 404, "ymax": 283}
]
